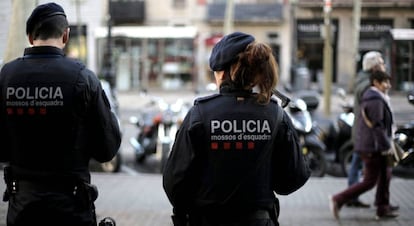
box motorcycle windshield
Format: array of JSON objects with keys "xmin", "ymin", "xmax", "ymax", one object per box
[{"xmin": 291, "ymin": 111, "xmax": 313, "ymax": 133}]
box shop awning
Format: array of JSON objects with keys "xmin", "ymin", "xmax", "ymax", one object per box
[
  {"xmin": 390, "ymin": 29, "xmax": 414, "ymax": 41},
  {"xmin": 94, "ymin": 26, "xmax": 198, "ymax": 39}
]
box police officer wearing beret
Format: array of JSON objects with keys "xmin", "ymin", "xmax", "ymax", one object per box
[
  {"xmin": 163, "ymin": 32, "xmax": 310, "ymax": 226},
  {"xmin": 0, "ymin": 2, "xmax": 121, "ymax": 226}
]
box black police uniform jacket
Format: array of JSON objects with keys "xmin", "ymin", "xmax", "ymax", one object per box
[
  {"xmin": 0, "ymin": 46, "xmax": 121, "ymax": 223},
  {"xmin": 163, "ymin": 86, "xmax": 310, "ymax": 216}
]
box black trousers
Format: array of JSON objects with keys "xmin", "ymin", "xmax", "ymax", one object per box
[
  {"xmin": 189, "ymin": 218, "xmax": 276, "ymax": 226},
  {"xmin": 188, "ymin": 210, "xmax": 278, "ymax": 226},
  {"xmin": 7, "ymin": 191, "xmax": 96, "ymax": 226}
]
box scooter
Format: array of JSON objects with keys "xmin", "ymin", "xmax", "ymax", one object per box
[
  {"xmin": 285, "ymin": 96, "xmax": 327, "ymax": 177},
  {"xmin": 313, "ymin": 88, "xmax": 354, "ymax": 177},
  {"xmin": 392, "ymin": 89, "xmax": 414, "ymax": 178},
  {"xmin": 129, "ymin": 93, "xmax": 190, "ymax": 172}
]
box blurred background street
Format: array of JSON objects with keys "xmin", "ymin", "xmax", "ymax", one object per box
[
  {"xmin": 1, "ymin": 0, "xmax": 414, "ymax": 225},
  {"xmin": 0, "ymin": 88, "xmax": 413, "ymax": 226}
]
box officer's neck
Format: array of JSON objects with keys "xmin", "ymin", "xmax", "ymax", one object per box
[{"xmin": 32, "ymin": 38, "xmax": 65, "ymax": 49}]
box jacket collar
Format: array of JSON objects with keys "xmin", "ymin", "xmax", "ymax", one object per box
[
  {"xmin": 219, "ymin": 85, "xmax": 253, "ymax": 97},
  {"xmin": 23, "ymin": 46, "xmax": 65, "ymax": 58}
]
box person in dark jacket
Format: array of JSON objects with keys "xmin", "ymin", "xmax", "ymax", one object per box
[
  {"xmin": 346, "ymin": 51, "xmax": 386, "ymax": 208},
  {"xmin": 163, "ymin": 32, "xmax": 310, "ymax": 226},
  {"xmin": 0, "ymin": 3, "xmax": 121, "ymax": 226},
  {"xmin": 330, "ymin": 70, "xmax": 397, "ymax": 220}
]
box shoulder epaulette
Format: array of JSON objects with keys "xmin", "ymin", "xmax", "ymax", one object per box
[
  {"xmin": 194, "ymin": 93, "xmax": 221, "ymax": 105},
  {"xmin": 270, "ymin": 96, "xmax": 283, "ymax": 106}
]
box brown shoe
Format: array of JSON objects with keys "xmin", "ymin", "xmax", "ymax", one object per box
[
  {"xmin": 375, "ymin": 211, "xmax": 398, "ymax": 220},
  {"xmin": 329, "ymin": 196, "xmax": 340, "ymax": 220}
]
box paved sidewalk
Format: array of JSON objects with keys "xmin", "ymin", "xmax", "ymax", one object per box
[
  {"xmin": 95, "ymin": 174, "xmax": 414, "ymax": 226},
  {"xmin": 93, "ymin": 174, "xmax": 414, "ymax": 226},
  {"xmin": 1, "ymin": 172, "xmax": 412, "ymax": 226}
]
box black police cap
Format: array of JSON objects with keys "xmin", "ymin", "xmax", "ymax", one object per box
[
  {"xmin": 209, "ymin": 32, "xmax": 255, "ymax": 71},
  {"xmin": 26, "ymin": 2, "xmax": 67, "ymax": 35}
]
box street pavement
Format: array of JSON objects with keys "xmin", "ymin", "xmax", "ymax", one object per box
[
  {"xmin": 0, "ymin": 87, "xmax": 413, "ymax": 226},
  {"xmin": 1, "ymin": 173, "xmax": 413, "ymax": 226}
]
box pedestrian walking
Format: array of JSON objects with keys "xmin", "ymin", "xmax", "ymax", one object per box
[
  {"xmin": 330, "ymin": 70, "xmax": 398, "ymax": 220},
  {"xmin": 0, "ymin": 2, "xmax": 121, "ymax": 226},
  {"xmin": 163, "ymin": 31, "xmax": 311, "ymax": 226},
  {"xmin": 346, "ymin": 51, "xmax": 386, "ymax": 208}
]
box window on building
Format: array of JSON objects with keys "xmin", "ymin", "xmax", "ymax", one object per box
[
  {"xmin": 210, "ymin": 0, "xmax": 280, "ymax": 3},
  {"xmin": 173, "ymin": 0, "xmax": 186, "ymax": 8}
]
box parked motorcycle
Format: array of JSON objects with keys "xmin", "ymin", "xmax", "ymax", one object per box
[
  {"xmin": 285, "ymin": 95, "xmax": 327, "ymax": 177},
  {"xmin": 129, "ymin": 93, "xmax": 190, "ymax": 172},
  {"xmin": 392, "ymin": 89, "xmax": 414, "ymax": 178},
  {"xmin": 313, "ymin": 88, "xmax": 354, "ymax": 177}
]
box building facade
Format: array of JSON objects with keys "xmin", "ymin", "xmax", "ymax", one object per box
[
  {"xmin": 296, "ymin": 0, "xmax": 414, "ymax": 91},
  {"xmin": 1, "ymin": 0, "xmax": 413, "ymax": 91}
]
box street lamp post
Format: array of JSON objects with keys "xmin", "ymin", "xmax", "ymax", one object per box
[
  {"xmin": 323, "ymin": 0, "xmax": 333, "ymax": 116},
  {"xmin": 290, "ymin": 0, "xmax": 298, "ymax": 68},
  {"xmin": 349, "ymin": 0, "xmax": 361, "ymax": 92},
  {"xmin": 223, "ymin": 0, "xmax": 234, "ymax": 35},
  {"xmin": 101, "ymin": 1, "xmax": 115, "ymax": 90}
]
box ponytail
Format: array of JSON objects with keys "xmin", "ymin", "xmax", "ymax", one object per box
[{"xmin": 228, "ymin": 42, "xmax": 279, "ymax": 104}]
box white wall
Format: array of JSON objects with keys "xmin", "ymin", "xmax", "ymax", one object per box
[
  {"xmin": 0, "ymin": 0, "xmax": 12, "ymax": 65},
  {"xmin": 0, "ymin": 0, "xmax": 107, "ymax": 73}
]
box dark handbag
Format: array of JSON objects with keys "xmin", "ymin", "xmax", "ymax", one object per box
[{"xmin": 389, "ymin": 140, "xmax": 406, "ymax": 166}]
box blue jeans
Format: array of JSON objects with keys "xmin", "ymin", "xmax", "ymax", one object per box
[
  {"xmin": 348, "ymin": 151, "xmax": 363, "ymax": 186},
  {"xmin": 347, "ymin": 152, "xmax": 363, "ymax": 202}
]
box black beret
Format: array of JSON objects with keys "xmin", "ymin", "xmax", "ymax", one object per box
[
  {"xmin": 209, "ymin": 32, "xmax": 255, "ymax": 71},
  {"xmin": 26, "ymin": 2, "xmax": 67, "ymax": 35}
]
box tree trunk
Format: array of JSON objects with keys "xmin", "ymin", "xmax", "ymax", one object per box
[{"xmin": 3, "ymin": 0, "xmax": 36, "ymax": 63}]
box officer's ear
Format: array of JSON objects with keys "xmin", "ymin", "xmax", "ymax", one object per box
[
  {"xmin": 62, "ymin": 27, "xmax": 70, "ymax": 45},
  {"xmin": 28, "ymin": 34, "xmax": 34, "ymax": 45},
  {"xmin": 214, "ymin": 71, "xmax": 225, "ymax": 87}
]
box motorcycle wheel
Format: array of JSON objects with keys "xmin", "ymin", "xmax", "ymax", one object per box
[
  {"xmin": 339, "ymin": 140, "xmax": 354, "ymax": 177},
  {"xmin": 101, "ymin": 153, "xmax": 122, "ymax": 173},
  {"xmin": 304, "ymin": 146, "xmax": 326, "ymax": 177}
]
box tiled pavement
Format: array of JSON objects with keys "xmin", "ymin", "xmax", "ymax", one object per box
[{"xmin": 1, "ymin": 172, "xmax": 413, "ymax": 226}]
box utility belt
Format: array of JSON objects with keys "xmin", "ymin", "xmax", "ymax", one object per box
[
  {"xmin": 2, "ymin": 166, "xmax": 98, "ymax": 205},
  {"xmin": 172, "ymin": 199, "xmax": 280, "ymax": 226},
  {"xmin": 3, "ymin": 166, "xmax": 100, "ymax": 226},
  {"xmin": 201, "ymin": 209, "xmax": 271, "ymax": 221}
]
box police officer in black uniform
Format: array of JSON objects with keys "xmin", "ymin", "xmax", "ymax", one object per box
[
  {"xmin": 0, "ymin": 3, "xmax": 121, "ymax": 226},
  {"xmin": 163, "ymin": 32, "xmax": 310, "ymax": 226}
]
